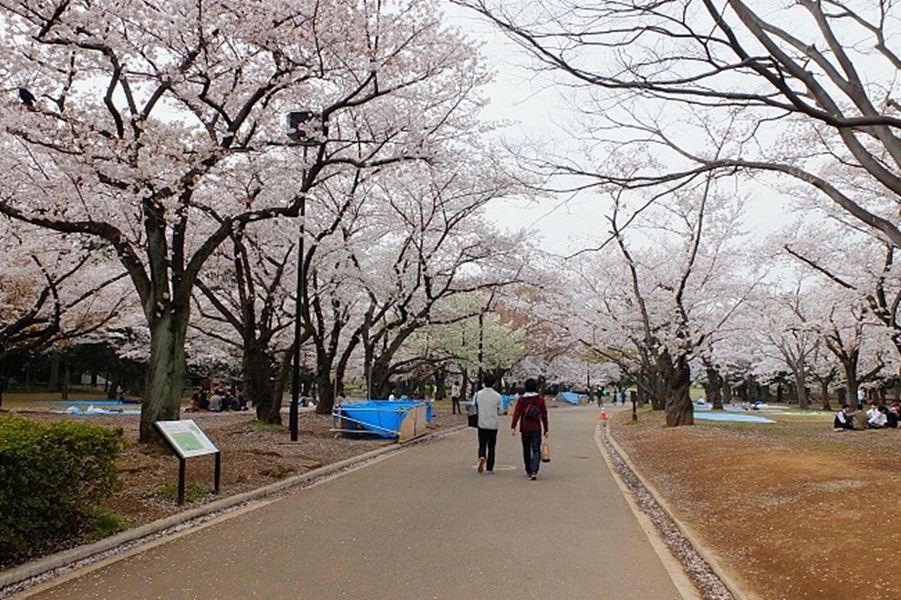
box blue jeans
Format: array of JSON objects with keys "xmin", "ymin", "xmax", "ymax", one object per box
[{"xmin": 520, "ymin": 431, "xmax": 542, "ymax": 475}]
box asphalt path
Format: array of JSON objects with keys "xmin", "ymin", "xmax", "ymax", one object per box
[{"xmin": 22, "ymin": 406, "xmax": 682, "ymax": 600}]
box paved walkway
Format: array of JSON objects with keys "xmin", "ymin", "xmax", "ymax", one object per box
[{"xmin": 23, "ymin": 407, "xmax": 682, "ymax": 600}]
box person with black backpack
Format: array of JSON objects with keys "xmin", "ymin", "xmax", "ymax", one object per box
[{"xmin": 511, "ymin": 378, "xmax": 549, "ymax": 480}]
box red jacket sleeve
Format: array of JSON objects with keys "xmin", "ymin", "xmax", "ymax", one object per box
[
  {"xmin": 511, "ymin": 397, "xmax": 523, "ymax": 429},
  {"xmin": 540, "ymin": 396, "xmax": 549, "ymax": 433}
]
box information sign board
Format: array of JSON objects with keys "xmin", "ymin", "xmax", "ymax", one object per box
[{"xmin": 155, "ymin": 420, "xmax": 218, "ymax": 459}]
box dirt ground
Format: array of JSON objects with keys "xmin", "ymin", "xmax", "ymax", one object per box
[
  {"xmin": 3, "ymin": 400, "xmax": 465, "ymax": 567},
  {"xmin": 612, "ymin": 408, "xmax": 901, "ymax": 600}
]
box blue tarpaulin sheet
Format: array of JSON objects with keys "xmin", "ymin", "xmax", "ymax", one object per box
[
  {"xmin": 334, "ymin": 400, "xmax": 433, "ymax": 438},
  {"xmin": 694, "ymin": 412, "xmax": 775, "ymax": 424},
  {"xmin": 557, "ymin": 391, "xmax": 581, "ymax": 405},
  {"xmin": 500, "ymin": 395, "xmax": 518, "ymax": 411},
  {"xmin": 47, "ymin": 400, "xmax": 138, "ymax": 405}
]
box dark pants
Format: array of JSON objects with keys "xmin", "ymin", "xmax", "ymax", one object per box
[
  {"xmin": 520, "ymin": 431, "xmax": 542, "ymax": 475},
  {"xmin": 477, "ymin": 428, "xmax": 498, "ymax": 471}
]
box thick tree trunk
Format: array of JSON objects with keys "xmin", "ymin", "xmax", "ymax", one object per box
[
  {"xmin": 842, "ymin": 354, "xmax": 860, "ymax": 407},
  {"xmin": 704, "ymin": 365, "xmax": 723, "ymax": 409},
  {"xmin": 819, "ymin": 378, "xmax": 832, "ymax": 411},
  {"xmin": 270, "ymin": 350, "xmax": 292, "ymax": 418},
  {"xmin": 370, "ymin": 360, "xmax": 391, "ymax": 399},
  {"xmin": 315, "ymin": 368, "xmax": 335, "ymax": 415},
  {"xmin": 434, "ymin": 368, "xmax": 447, "ymax": 401},
  {"xmin": 664, "ymin": 354, "xmax": 693, "ymax": 426},
  {"xmin": 139, "ymin": 309, "xmax": 189, "ymax": 443},
  {"xmin": 48, "ymin": 351, "xmax": 61, "ymax": 392},
  {"xmin": 245, "ymin": 343, "xmax": 279, "ymax": 424}
]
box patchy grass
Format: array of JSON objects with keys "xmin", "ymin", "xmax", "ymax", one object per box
[
  {"xmin": 613, "ymin": 408, "xmax": 901, "ymax": 600},
  {"xmin": 154, "ymin": 482, "xmax": 210, "ymax": 504}
]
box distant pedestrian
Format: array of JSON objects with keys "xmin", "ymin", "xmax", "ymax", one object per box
[
  {"xmin": 511, "ymin": 378, "xmax": 549, "ymax": 481},
  {"xmin": 474, "ymin": 374, "xmax": 502, "ymax": 474}
]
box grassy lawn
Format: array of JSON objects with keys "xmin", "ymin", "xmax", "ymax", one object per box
[{"xmin": 612, "ymin": 407, "xmax": 901, "ymax": 600}]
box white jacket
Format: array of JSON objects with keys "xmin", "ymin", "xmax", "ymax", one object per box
[{"xmin": 475, "ymin": 387, "xmax": 502, "ymax": 430}]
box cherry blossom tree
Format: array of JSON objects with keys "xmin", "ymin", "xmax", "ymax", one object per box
[
  {"xmin": 545, "ymin": 180, "xmax": 762, "ymax": 425},
  {"xmin": 456, "ymin": 0, "xmax": 901, "ymax": 247},
  {"xmin": 0, "ymin": 220, "xmax": 127, "ymax": 406},
  {"xmin": 0, "ymin": 0, "xmax": 488, "ymax": 440}
]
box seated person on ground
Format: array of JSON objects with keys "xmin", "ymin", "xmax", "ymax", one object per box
[
  {"xmin": 850, "ymin": 406, "xmax": 870, "ymax": 430},
  {"xmin": 209, "ymin": 392, "xmax": 222, "ymax": 412},
  {"xmin": 867, "ymin": 402, "xmax": 887, "ymax": 429},
  {"xmin": 884, "ymin": 405, "xmax": 898, "ymax": 429},
  {"xmin": 833, "ymin": 404, "xmax": 854, "ymax": 431},
  {"xmin": 186, "ymin": 393, "xmax": 202, "ymax": 412}
]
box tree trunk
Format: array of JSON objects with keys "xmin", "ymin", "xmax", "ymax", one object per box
[
  {"xmin": 60, "ymin": 358, "xmax": 69, "ymax": 401},
  {"xmin": 245, "ymin": 343, "xmax": 279, "ymax": 424},
  {"xmin": 48, "ymin": 351, "xmax": 61, "ymax": 392},
  {"xmin": 369, "ymin": 360, "xmax": 391, "ymax": 399},
  {"xmin": 139, "ymin": 309, "xmax": 189, "ymax": 443},
  {"xmin": 819, "ymin": 378, "xmax": 832, "ymax": 411},
  {"xmin": 793, "ymin": 368, "xmax": 810, "ymax": 410},
  {"xmin": 704, "ymin": 364, "xmax": 723, "ymax": 409},
  {"xmin": 434, "ymin": 368, "xmax": 447, "ymax": 401},
  {"xmin": 842, "ymin": 353, "xmax": 860, "ymax": 407},
  {"xmin": 270, "ymin": 350, "xmax": 292, "ymax": 419},
  {"xmin": 106, "ymin": 369, "xmax": 122, "ymax": 400},
  {"xmin": 664, "ymin": 354, "xmax": 693, "ymax": 426},
  {"xmin": 315, "ymin": 368, "xmax": 335, "ymax": 415}
]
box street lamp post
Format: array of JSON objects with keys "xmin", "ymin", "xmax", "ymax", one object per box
[
  {"xmin": 286, "ymin": 110, "xmax": 321, "ymax": 442},
  {"xmin": 477, "ymin": 311, "xmax": 484, "ymax": 387}
]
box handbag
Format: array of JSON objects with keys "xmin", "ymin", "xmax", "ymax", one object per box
[
  {"xmin": 467, "ymin": 393, "xmax": 479, "ymax": 428},
  {"xmin": 540, "ymin": 439, "xmax": 551, "ymax": 463}
]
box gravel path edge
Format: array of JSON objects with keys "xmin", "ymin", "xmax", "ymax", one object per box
[{"xmin": 601, "ymin": 421, "xmax": 758, "ymax": 600}]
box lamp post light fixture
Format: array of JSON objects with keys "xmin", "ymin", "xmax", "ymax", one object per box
[{"xmin": 286, "ymin": 110, "xmax": 322, "ymax": 442}]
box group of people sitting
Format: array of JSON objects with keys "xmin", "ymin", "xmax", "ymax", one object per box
[
  {"xmin": 834, "ymin": 401, "xmax": 901, "ymax": 431},
  {"xmin": 186, "ymin": 385, "xmax": 248, "ymax": 412}
]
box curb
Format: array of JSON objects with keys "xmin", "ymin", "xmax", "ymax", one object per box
[
  {"xmin": 606, "ymin": 421, "xmax": 762, "ymax": 600},
  {"xmin": 0, "ymin": 424, "xmax": 467, "ymax": 593},
  {"xmin": 594, "ymin": 425, "xmax": 701, "ymax": 600}
]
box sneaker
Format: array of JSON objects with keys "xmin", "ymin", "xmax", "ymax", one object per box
[
  {"xmin": 529, "ymin": 474, "xmax": 537, "ymax": 481},
  {"xmin": 478, "ymin": 457, "xmax": 486, "ymax": 474}
]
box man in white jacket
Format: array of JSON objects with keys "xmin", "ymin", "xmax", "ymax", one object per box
[{"xmin": 474, "ymin": 374, "xmax": 503, "ymax": 474}]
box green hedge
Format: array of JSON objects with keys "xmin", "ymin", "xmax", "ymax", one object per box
[{"xmin": 0, "ymin": 415, "xmax": 123, "ymax": 566}]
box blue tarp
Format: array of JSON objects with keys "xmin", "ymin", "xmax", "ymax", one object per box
[
  {"xmin": 52, "ymin": 406, "xmax": 140, "ymax": 415},
  {"xmin": 500, "ymin": 394, "xmax": 518, "ymax": 411},
  {"xmin": 47, "ymin": 400, "xmax": 138, "ymax": 405},
  {"xmin": 556, "ymin": 391, "xmax": 581, "ymax": 405},
  {"xmin": 694, "ymin": 412, "xmax": 775, "ymax": 424},
  {"xmin": 333, "ymin": 400, "xmax": 433, "ymax": 439}
]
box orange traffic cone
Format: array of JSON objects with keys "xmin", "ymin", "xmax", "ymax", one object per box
[{"xmin": 599, "ymin": 408, "xmax": 608, "ymax": 422}]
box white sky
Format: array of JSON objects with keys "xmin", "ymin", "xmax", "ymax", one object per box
[{"xmin": 442, "ymin": 2, "xmax": 796, "ymax": 257}]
